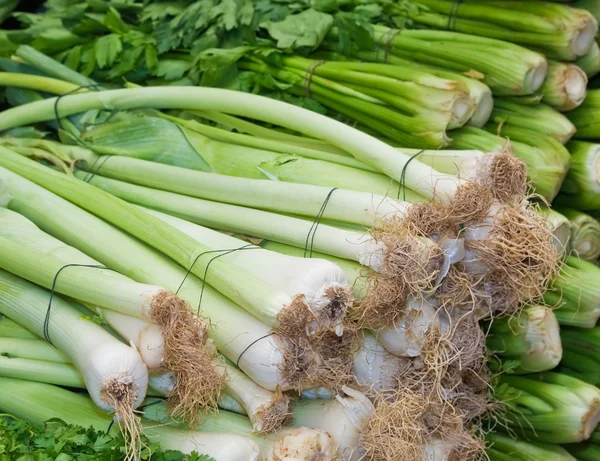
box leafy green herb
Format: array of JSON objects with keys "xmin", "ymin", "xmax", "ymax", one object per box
[{"xmin": 0, "ymin": 416, "xmax": 216, "ymax": 461}]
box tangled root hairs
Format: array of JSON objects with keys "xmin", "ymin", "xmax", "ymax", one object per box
[
  {"xmin": 466, "ymin": 201, "xmax": 561, "ymax": 306},
  {"xmin": 476, "ymin": 150, "xmax": 528, "ymax": 203},
  {"xmin": 100, "ymin": 376, "xmax": 142, "ymax": 461},
  {"xmin": 150, "ymin": 291, "xmax": 227, "ymax": 426}
]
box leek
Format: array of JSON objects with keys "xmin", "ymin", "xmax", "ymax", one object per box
[
  {"xmin": 0, "ymin": 149, "xmax": 359, "ymax": 342},
  {"xmin": 0, "ymin": 356, "xmax": 85, "ymax": 388},
  {"xmin": 0, "ymin": 206, "xmax": 225, "ymax": 421},
  {"xmin": 0, "ymin": 269, "xmax": 148, "ymax": 430},
  {"xmin": 545, "ymin": 256, "xmax": 600, "ymax": 328},
  {"xmin": 141, "ymin": 208, "xmax": 351, "ymax": 337},
  {"xmin": 555, "ymin": 141, "xmax": 600, "ymax": 211},
  {"xmin": 486, "ymin": 305, "xmax": 562, "ymax": 373},
  {"xmin": 353, "ymin": 331, "xmax": 403, "ymax": 392},
  {"xmin": 486, "ymin": 432, "xmax": 576, "ymax": 461},
  {"xmin": 0, "ymin": 336, "xmax": 69, "ymax": 363},
  {"xmin": 61, "ymin": 145, "xmax": 408, "ymax": 228},
  {"xmin": 496, "ymin": 372, "xmax": 600, "ymax": 443},
  {"xmin": 70, "ymin": 171, "xmax": 449, "ymax": 293},
  {"xmin": 0, "ymin": 156, "xmax": 320, "ymax": 392},
  {"xmin": 393, "ymin": 1, "xmax": 597, "ymax": 60},
  {"xmin": 559, "ymin": 327, "xmax": 600, "ymax": 387},
  {"xmin": 542, "ymin": 61, "xmax": 588, "ymax": 111},
  {"xmin": 291, "ymin": 386, "xmax": 374, "ymax": 460},
  {"xmin": 0, "ymin": 377, "xmax": 262, "ymax": 461},
  {"xmin": 556, "ymin": 208, "xmax": 600, "ymax": 261}
]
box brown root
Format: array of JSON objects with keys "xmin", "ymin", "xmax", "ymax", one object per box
[
  {"xmin": 277, "ymin": 335, "xmax": 323, "ymax": 391},
  {"xmin": 477, "ymin": 151, "xmax": 528, "ymax": 203},
  {"xmin": 256, "ymin": 389, "xmax": 292, "ymax": 434},
  {"xmin": 349, "ymin": 272, "xmax": 408, "ymax": 331},
  {"xmin": 149, "ymin": 290, "xmax": 227, "ymax": 426},
  {"xmin": 465, "ymin": 201, "xmax": 561, "ymax": 306},
  {"xmin": 355, "ymin": 219, "xmax": 446, "ymax": 331},
  {"xmin": 100, "ymin": 376, "xmax": 142, "ymax": 461},
  {"xmin": 310, "ymin": 324, "xmax": 362, "ymax": 391},
  {"xmin": 276, "ymin": 287, "xmax": 353, "ymax": 340},
  {"xmin": 448, "ymin": 182, "xmax": 496, "ymax": 226}
]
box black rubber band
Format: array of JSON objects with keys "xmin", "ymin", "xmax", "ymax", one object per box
[
  {"xmin": 176, "ymin": 244, "xmax": 259, "ymax": 316},
  {"xmin": 82, "ymin": 155, "xmax": 113, "ymax": 183},
  {"xmin": 53, "ymin": 84, "xmax": 102, "ymax": 132},
  {"xmin": 304, "ymin": 60, "xmax": 326, "ymax": 98},
  {"xmin": 236, "ymin": 333, "xmax": 277, "ymax": 367},
  {"xmin": 304, "ymin": 188, "xmax": 337, "ymax": 258},
  {"xmin": 398, "ymin": 150, "xmax": 425, "ymax": 201},
  {"xmin": 447, "ymin": 0, "xmax": 465, "ymax": 30},
  {"xmin": 44, "ymin": 263, "xmax": 117, "ymax": 345}
]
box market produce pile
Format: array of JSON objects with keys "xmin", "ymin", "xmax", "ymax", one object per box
[{"xmin": 2, "ymin": 0, "xmax": 600, "ymax": 460}]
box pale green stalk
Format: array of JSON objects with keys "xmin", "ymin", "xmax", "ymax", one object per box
[
  {"xmin": 0, "ymin": 315, "xmax": 37, "ymax": 339},
  {"xmin": 72, "ymin": 170, "xmax": 395, "ymax": 269},
  {"xmin": 0, "ymin": 355, "xmax": 85, "ymax": 388},
  {"xmin": 566, "ymin": 91, "xmax": 600, "ymax": 138},
  {"xmin": 0, "ymin": 337, "xmax": 69, "ymax": 363},
  {"xmin": 565, "ymin": 443, "xmax": 600, "ymax": 461},
  {"xmin": 576, "ymin": 41, "xmax": 600, "ymax": 78},
  {"xmin": 0, "ymin": 83, "xmax": 465, "ymax": 201},
  {"xmin": 61, "ymin": 146, "xmax": 410, "ymax": 227},
  {"xmin": 558, "ymin": 327, "xmax": 600, "ymax": 387}
]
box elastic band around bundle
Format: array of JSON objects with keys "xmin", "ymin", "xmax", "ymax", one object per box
[
  {"xmin": 398, "ymin": 150, "xmax": 424, "ymax": 200},
  {"xmin": 304, "ymin": 60, "xmax": 327, "ymax": 98},
  {"xmin": 447, "ymin": 0, "xmax": 465, "ymax": 30},
  {"xmin": 44, "ymin": 263, "xmax": 117, "ymax": 346},
  {"xmin": 304, "ymin": 188, "xmax": 337, "ymax": 258},
  {"xmin": 175, "ymin": 244, "xmax": 260, "ymax": 315}
]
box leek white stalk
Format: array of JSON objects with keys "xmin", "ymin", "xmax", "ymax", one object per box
[
  {"xmin": 0, "ymin": 269, "xmax": 148, "ymax": 421},
  {"xmin": 143, "ymin": 207, "xmax": 351, "ymax": 336},
  {"xmin": 72, "ymin": 171, "xmax": 391, "ymax": 269},
  {"xmin": 378, "ymin": 297, "xmax": 439, "ymax": 358},
  {"xmin": 0, "ymin": 165, "xmax": 319, "ymax": 391},
  {"xmin": 354, "ymin": 331, "xmax": 403, "ymax": 392},
  {"xmin": 0, "ymin": 377, "xmax": 262, "ymax": 461},
  {"xmin": 68, "ymin": 147, "xmax": 407, "ymax": 227},
  {"xmin": 144, "ymin": 401, "xmax": 337, "ymax": 461},
  {"xmin": 96, "ymin": 306, "xmax": 291, "ymax": 432},
  {"xmin": 291, "ymin": 386, "xmax": 375, "ymax": 461},
  {"xmin": 0, "ymin": 206, "xmax": 225, "ymax": 422},
  {"xmin": 0, "ymin": 83, "xmax": 466, "ymax": 201}
]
